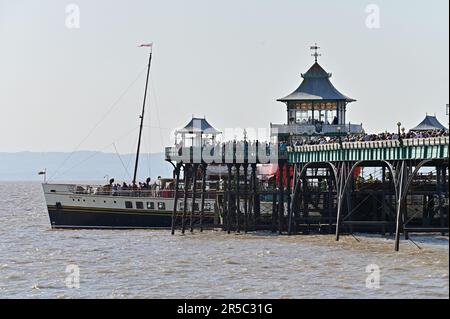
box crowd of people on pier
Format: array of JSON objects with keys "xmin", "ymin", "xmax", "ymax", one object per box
[
  {"xmin": 175, "ymin": 140, "xmax": 275, "ymax": 157},
  {"xmin": 289, "ymin": 129, "xmax": 449, "ymax": 147},
  {"xmin": 171, "ymin": 128, "xmax": 448, "ymax": 157}
]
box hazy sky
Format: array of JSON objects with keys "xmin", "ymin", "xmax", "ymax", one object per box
[{"xmin": 1, "ymin": 0, "xmax": 448, "ymax": 154}]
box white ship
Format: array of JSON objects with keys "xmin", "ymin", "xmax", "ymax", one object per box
[{"xmin": 42, "ymin": 182, "xmax": 216, "ymax": 229}]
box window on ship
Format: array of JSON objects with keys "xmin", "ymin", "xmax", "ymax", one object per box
[
  {"xmin": 136, "ymin": 202, "xmax": 144, "ymax": 209},
  {"xmin": 125, "ymin": 201, "xmax": 133, "ymax": 209}
]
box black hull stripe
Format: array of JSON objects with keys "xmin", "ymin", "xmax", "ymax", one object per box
[
  {"xmin": 47, "ymin": 209, "xmax": 215, "ymax": 229},
  {"xmin": 52, "ymin": 225, "xmax": 171, "ymax": 230}
]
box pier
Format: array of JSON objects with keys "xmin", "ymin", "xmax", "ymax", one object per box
[
  {"xmin": 165, "ymin": 47, "xmax": 449, "ymax": 251},
  {"xmin": 166, "ymin": 136, "xmax": 449, "ymax": 251}
]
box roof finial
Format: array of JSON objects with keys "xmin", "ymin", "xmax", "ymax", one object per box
[{"xmin": 310, "ymin": 43, "xmax": 321, "ymax": 63}]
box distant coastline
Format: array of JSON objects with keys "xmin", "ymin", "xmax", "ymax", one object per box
[{"xmin": 0, "ymin": 151, "xmax": 172, "ymax": 182}]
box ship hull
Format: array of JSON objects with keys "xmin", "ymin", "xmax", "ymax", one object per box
[{"xmin": 43, "ymin": 184, "xmax": 216, "ymax": 230}]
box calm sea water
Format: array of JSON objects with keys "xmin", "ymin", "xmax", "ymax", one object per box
[{"xmin": 0, "ymin": 182, "xmax": 448, "ymax": 299}]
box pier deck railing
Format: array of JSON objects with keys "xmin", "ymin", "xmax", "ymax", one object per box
[
  {"xmin": 166, "ymin": 137, "xmax": 449, "ymax": 164},
  {"xmin": 165, "ymin": 142, "xmax": 282, "ymax": 164},
  {"xmin": 288, "ymin": 137, "xmax": 449, "ymax": 163}
]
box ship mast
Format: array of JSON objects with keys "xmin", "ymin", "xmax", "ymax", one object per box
[{"xmin": 133, "ymin": 44, "xmax": 153, "ymax": 185}]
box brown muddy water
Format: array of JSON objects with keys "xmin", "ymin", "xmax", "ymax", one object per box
[{"xmin": 0, "ymin": 182, "xmax": 448, "ymax": 299}]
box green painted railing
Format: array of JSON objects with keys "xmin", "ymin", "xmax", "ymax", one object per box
[{"xmin": 288, "ymin": 137, "xmax": 449, "ymax": 163}]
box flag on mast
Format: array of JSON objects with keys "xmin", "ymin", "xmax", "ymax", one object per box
[
  {"xmin": 138, "ymin": 43, "xmax": 153, "ymax": 48},
  {"xmin": 38, "ymin": 169, "xmax": 47, "ymax": 183}
]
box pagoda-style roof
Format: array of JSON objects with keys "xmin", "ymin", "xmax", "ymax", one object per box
[
  {"xmin": 411, "ymin": 115, "xmax": 448, "ymax": 132},
  {"xmin": 278, "ymin": 62, "xmax": 356, "ymax": 103},
  {"xmin": 177, "ymin": 117, "xmax": 221, "ymax": 135}
]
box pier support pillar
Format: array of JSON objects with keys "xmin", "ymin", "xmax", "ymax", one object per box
[
  {"xmin": 271, "ymin": 181, "xmax": 278, "ymax": 233},
  {"xmin": 181, "ymin": 164, "xmax": 191, "ymax": 234},
  {"xmin": 302, "ymin": 174, "xmax": 312, "ymax": 234},
  {"xmin": 199, "ymin": 163, "xmax": 207, "ymax": 233},
  {"xmin": 235, "ymin": 164, "xmax": 241, "ymax": 233},
  {"xmin": 286, "ymin": 163, "xmax": 291, "ymax": 235},
  {"xmin": 327, "ymin": 173, "xmax": 334, "ymax": 234},
  {"xmin": 171, "ymin": 164, "xmax": 182, "ymax": 235},
  {"xmin": 243, "ymin": 164, "xmax": 249, "ymax": 233},
  {"xmin": 395, "ymin": 161, "xmax": 407, "ymax": 252},
  {"xmin": 227, "ymin": 164, "xmax": 233, "ymax": 234},
  {"xmin": 436, "ymin": 166, "xmax": 446, "ymax": 235},
  {"xmin": 190, "ymin": 164, "xmax": 199, "ymax": 233},
  {"xmin": 288, "ymin": 164, "xmax": 298, "ymax": 235},
  {"xmin": 335, "ymin": 162, "xmax": 350, "ymax": 241},
  {"xmin": 251, "ymin": 164, "xmax": 259, "ymax": 225},
  {"xmin": 278, "ymin": 162, "xmax": 285, "ymax": 234}
]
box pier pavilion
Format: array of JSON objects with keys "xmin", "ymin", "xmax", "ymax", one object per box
[
  {"xmin": 411, "ymin": 115, "xmax": 448, "ymax": 132},
  {"xmin": 271, "ymin": 45, "xmax": 363, "ymax": 142}
]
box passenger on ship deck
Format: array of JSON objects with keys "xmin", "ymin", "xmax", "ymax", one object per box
[{"xmin": 112, "ymin": 184, "xmax": 118, "ymax": 196}]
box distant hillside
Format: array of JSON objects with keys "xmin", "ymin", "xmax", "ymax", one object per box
[{"xmin": 0, "ymin": 151, "xmax": 173, "ymax": 182}]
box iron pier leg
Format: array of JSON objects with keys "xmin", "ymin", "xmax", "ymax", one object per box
[
  {"xmin": 171, "ymin": 164, "xmax": 181, "ymax": 235},
  {"xmin": 395, "ymin": 161, "xmax": 406, "ymax": 252},
  {"xmin": 235, "ymin": 164, "xmax": 241, "ymax": 233},
  {"xmin": 278, "ymin": 162, "xmax": 285, "ymax": 235},
  {"xmin": 302, "ymin": 176, "xmax": 310, "ymax": 234},
  {"xmin": 190, "ymin": 164, "xmax": 199, "ymax": 233},
  {"xmin": 227, "ymin": 164, "xmax": 233, "ymax": 234},
  {"xmin": 335, "ymin": 163, "xmax": 347, "ymax": 241},
  {"xmin": 288, "ymin": 164, "xmax": 297, "ymax": 235},
  {"xmin": 243, "ymin": 164, "xmax": 249, "ymax": 233},
  {"xmin": 327, "ymin": 174, "xmax": 334, "ymax": 234},
  {"xmin": 199, "ymin": 164, "xmax": 207, "ymax": 233},
  {"xmin": 442, "ymin": 166, "xmax": 448, "ymax": 235},
  {"xmin": 272, "ymin": 186, "xmax": 277, "ymax": 233},
  {"xmin": 181, "ymin": 164, "xmax": 191, "ymax": 234},
  {"xmin": 437, "ymin": 166, "xmax": 444, "ymax": 235},
  {"xmin": 251, "ymin": 164, "xmax": 259, "ymax": 226},
  {"xmin": 286, "ymin": 163, "xmax": 291, "ymax": 234}
]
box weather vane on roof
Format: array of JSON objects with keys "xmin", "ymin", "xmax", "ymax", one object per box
[{"xmin": 310, "ymin": 43, "xmax": 321, "ymax": 63}]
